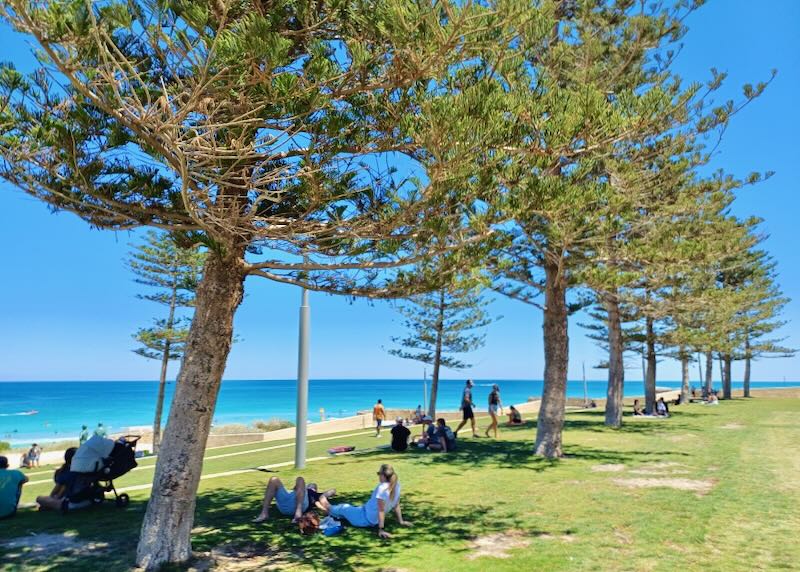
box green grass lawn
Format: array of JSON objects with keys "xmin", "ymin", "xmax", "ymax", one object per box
[{"xmin": 2, "ymin": 398, "xmax": 799, "ymax": 571}]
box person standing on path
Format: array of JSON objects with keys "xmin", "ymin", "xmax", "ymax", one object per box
[
  {"xmin": 454, "ymin": 380, "xmax": 479, "ymax": 438},
  {"xmin": 78, "ymin": 425, "xmax": 89, "ymax": 446},
  {"xmin": 484, "ymin": 384, "xmax": 503, "ymax": 438},
  {"xmin": 373, "ymin": 399, "xmax": 386, "ymax": 437},
  {"xmin": 93, "ymin": 423, "xmax": 107, "ymax": 438}
]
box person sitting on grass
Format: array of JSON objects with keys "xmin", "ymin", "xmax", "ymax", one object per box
[
  {"xmin": 413, "ymin": 416, "xmax": 435, "ymax": 448},
  {"xmin": 0, "ymin": 456, "xmax": 28, "ymax": 519},
  {"xmin": 390, "ymin": 417, "xmax": 411, "ymax": 452},
  {"xmin": 705, "ymin": 393, "xmax": 719, "ymax": 405},
  {"xmin": 506, "ymin": 405, "xmax": 523, "ymax": 425},
  {"xmin": 315, "ymin": 464, "xmax": 411, "ymax": 539},
  {"xmin": 413, "ymin": 405, "xmax": 423, "ymax": 424},
  {"xmin": 35, "ymin": 447, "xmax": 91, "ymax": 512},
  {"xmin": 427, "ymin": 418, "xmax": 457, "ymax": 452},
  {"xmin": 656, "ymin": 397, "xmax": 670, "ymax": 417},
  {"xmin": 633, "ymin": 400, "xmax": 644, "ymax": 416},
  {"xmin": 253, "ymin": 476, "xmax": 335, "ymax": 524}
]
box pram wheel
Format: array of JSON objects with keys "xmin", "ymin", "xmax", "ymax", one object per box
[{"xmin": 115, "ymin": 493, "xmax": 130, "ymax": 508}]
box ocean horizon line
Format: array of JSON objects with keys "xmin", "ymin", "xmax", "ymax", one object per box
[{"xmin": 1, "ymin": 377, "xmax": 798, "ymax": 384}]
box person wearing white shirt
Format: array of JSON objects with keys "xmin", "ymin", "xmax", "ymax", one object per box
[{"xmin": 315, "ymin": 464, "xmax": 412, "ymax": 538}]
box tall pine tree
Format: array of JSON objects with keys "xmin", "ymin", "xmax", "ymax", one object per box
[{"xmin": 128, "ymin": 231, "xmax": 205, "ymax": 453}]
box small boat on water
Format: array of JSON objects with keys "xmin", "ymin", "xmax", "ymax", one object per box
[{"xmin": 0, "ymin": 410, "xmax": 38, "ymax": 416}]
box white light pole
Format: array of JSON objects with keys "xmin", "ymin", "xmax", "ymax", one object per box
[
  {"xmin": 423, "ymin": 368, "xmax": 428, "ymax": 414},
  {"xmin": 582, "ymin": 361, "xmax": 588, "ymax": 406},
  {"xmin": 295, "ymin": 287, "xmax": 310, "ymax": 469}
]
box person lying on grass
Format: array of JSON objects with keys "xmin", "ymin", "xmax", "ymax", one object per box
[
  {"xmin": 315, "ymin": 463, "xmax": 411, "ymax": 539},
  {"xmin": 254, "ymin": 476, "xmax": 336, "ymax": 523},
  {"xmin": 427, "ymin": 418, "xmax": 456, "ymax": 453}
]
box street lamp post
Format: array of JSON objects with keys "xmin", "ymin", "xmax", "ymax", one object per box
[{"xmin": 295, "ymin": 287, "xmax": 310, "ymax": 469}]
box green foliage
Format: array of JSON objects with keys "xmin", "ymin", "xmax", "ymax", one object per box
[
  {"xmin": 128, "ymin": 230, "xmax": 205, "ymax": 362},
  {"xmin": 0, "ymin": 440, "xmax": 10, "ymax": 452},
  {"xmin": 388, "ymin": 280, "xmax": 495, "ymax": 371},
  {"xmin": 253, "ymin": 419, "xmax": 295, "ymax": 433}
]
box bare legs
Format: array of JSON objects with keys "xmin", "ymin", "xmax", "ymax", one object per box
[
  {"xmin": 454, "ymin": 415, "xmax": 478, "ymax": 437},
  {"xmin": 315, "ymin": 494, "xmax": 332, "ymax": 514},
  {"xmin": 36, "ymin": 495, "xmax": 65, "ymax": 511},
  {"xmin": 253, "ymin": 476, "xmax": 306, "ymax": 523},
  {"xmin": 485, "ymin": 410, "xmax": 499, "ymax": 438}
]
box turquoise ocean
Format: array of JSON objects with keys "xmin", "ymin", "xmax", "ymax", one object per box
[{"xmin": 2, "ymin": 379, "xmax": 799, "ymax": 446}]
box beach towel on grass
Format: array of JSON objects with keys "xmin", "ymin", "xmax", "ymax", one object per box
[{"xmin": 71, "ymin": 435, "xmax": 115, "ymax": 473}]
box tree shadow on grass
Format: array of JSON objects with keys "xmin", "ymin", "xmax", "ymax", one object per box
[
  {"xmin": 191, "ymin": 488, "xmax": 563, "ymax": 572},
  {"xmin": 562, "ymin": 410, "xmax": 696, "ymax": 435},
  {"xmin": 0, "ymin": 500, "xmax": 145, "ymax": 571}
]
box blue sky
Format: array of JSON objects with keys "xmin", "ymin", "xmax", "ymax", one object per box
[{"xmin": 0, "ymin": 1, "xmax": 798, "ymax": 382}]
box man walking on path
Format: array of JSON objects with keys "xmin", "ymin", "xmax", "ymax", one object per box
[
  {"xmin": 454, "ymin": 380, "xmax": 480, "ymax": 438},
  {"xmin": 78, "ymin": 425, "xmax": 89, "ymax": 446},
  {"xmin": 373, "ymin": 399, "xmax": 386, "ymax": 437},
  {"xmin": 94, "ymin": 423, "xmax": 107, "ymax": 438}
]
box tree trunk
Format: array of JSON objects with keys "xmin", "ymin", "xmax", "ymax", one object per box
[
  {"xmin": 534, "ymin": 260, "xmax": 569, "ymax": 458},
  {"xmin": 136, "ymin": 248, "xmax": 246, "ymax": 570},
  {"xmin": 428, "ymin": 290, "xmax": 445, "ymax": 418},
  {"xmin": 704, "ymin": 351, "xmax": 713, "ymax": 394},
  {"xmin": 680, "ymin": 349, "xmax": 690, "ymax": 405},
  {"xmin": 644, "ymin": 317, "xmax": 656, "ymax": 414},
  {"xmin": 152, "ymin": 339, "xmax": 170, "ymax": 454},
  {"xmin": 152, "ymin": 289, "xmax": 177, "ymax": 454},
  {"xmin": 723, "ymin": 354, "xmax": 732, "ymax": 399},
  {"xmin": 604, "ymin": 293, "xmax": 624, "ymax": 428},
  {"xmin": 744, "ymin": 333, "xmax": 751, "ymax": 398}
]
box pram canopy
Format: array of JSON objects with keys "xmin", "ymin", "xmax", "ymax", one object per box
[{"xmin": 71, "ymin": 435, "xmax": 138, "ymax": 480}]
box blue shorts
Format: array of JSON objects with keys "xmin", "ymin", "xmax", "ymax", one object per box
[
  {"xmin": 275, "ymin": 487, "xmax": 309, "ymax": 516},
  {"xmin": 329, "ymin": 503, "xmax": 377, "ymax": 527}
]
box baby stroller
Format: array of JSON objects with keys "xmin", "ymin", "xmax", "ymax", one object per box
[{"xmin": 64, "ymin": 434, "xmax": 140, "ymax": 512}]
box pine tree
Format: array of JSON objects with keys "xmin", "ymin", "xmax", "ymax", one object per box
[
  {"xmin": 0, "ymin": 2, "xmax": 511, "ymax": 566},
  {"xmin": 388, "ymin": 281, "xmax": 494, "ymax": 418},
  {"xmin": 128, "ymin": 230, "xmax": 205, "ymax": 453}
]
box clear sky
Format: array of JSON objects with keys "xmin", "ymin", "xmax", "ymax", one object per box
[{"xmin": 0, "ymin": 1, "xmax": 797, "ymax": 382}]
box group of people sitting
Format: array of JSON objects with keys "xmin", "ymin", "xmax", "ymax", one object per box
[
  {"xmin": 0, "ymin": 446, "xmax": 98, "ymax": 519},
  {"xmin": 632, "ymin": 397, "xmax": 671, "ymax": 417},
  {"xmin": 253, "ymin": 463, "xmax": 410, "ymax": 538},
  {"xmin": 389, "ymin": 404, "xmax": 524, "ymax": 454}
]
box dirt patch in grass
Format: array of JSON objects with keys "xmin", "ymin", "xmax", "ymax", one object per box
[
  {"xmin": 630, "ymin": 467, "xmax": 690, "ymax": 475},
  {"xmin": 1, "ymin": 532, "xmax": 110, "ymax": 561},
  {"xmin": 629, "ymin": 462, "xmax": 689, "ymax": 476},
  {"xmin": 721, "ymin": 423, "xmax": 744, "ymax": 430},
  {"xmin": 613, "ymin": 477, "xmax": 715, "ymax": 495},
  {"xmin": 466, "ymin": 530, "xmax": 531, "ymax": 560},
  {"xmin": 190, "ymin": 543, "xmax": 298, "ymax": 571},
  {"xmin": 591, "ymin": 463, "xmax": 626, "ymax": 472}
]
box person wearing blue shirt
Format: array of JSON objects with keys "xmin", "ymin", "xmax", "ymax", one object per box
[{"xmin": 0, "ymin": 456, "xmax": 28, "ymax": 519}]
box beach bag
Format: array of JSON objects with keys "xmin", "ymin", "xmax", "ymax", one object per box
[
  {"xmin": 320, "ymin": 516, "xmax": 344, "ymax": 536},
  {"xmin": 297, "ymin": 511, "xmax": 320, "ymax": 535}
]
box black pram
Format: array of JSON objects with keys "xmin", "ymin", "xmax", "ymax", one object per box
[{"xmin": 64, "ymin": 434, "xmax": 140, "ymax": 512}]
